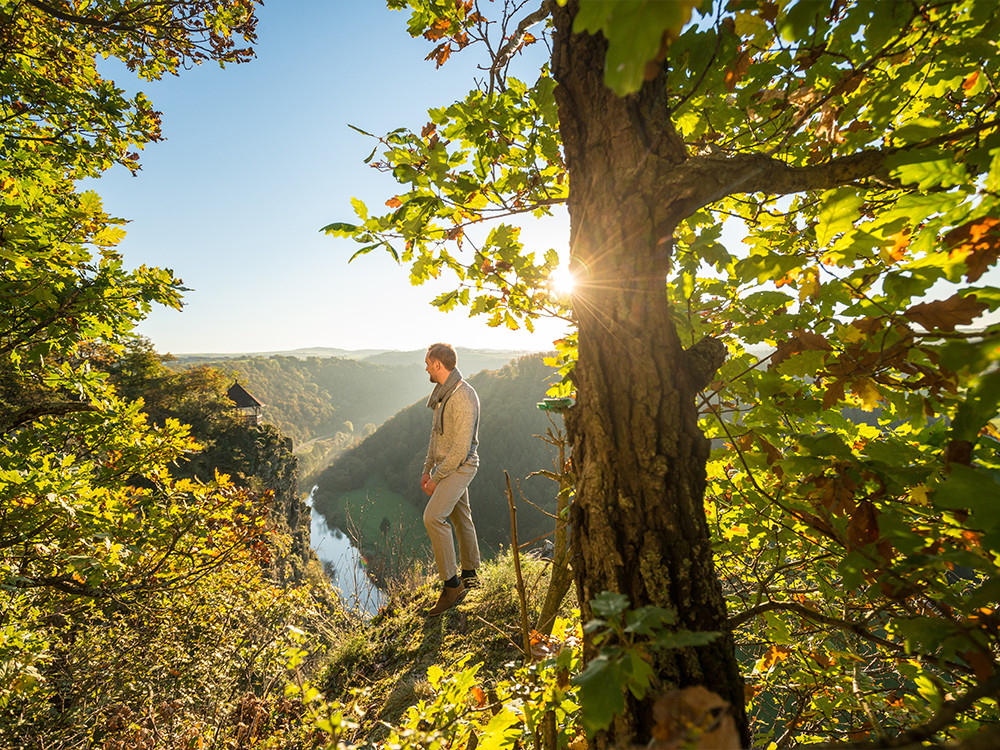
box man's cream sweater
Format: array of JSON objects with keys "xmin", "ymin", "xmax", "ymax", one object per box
[{"xmin": 423, "ymin": 380, "xmax": 480, "ymax": 483}]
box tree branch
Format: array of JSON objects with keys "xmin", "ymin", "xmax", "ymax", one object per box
[
  {"xmin": 24, "ymin": 0, "xmax": 145, "ymax": 32},
  {"xmin": 805, "ymin": 675, "xmax": 1000, "ymax": 750},
  {"xmin": 490, "ymin": 0, "xmax": 553, "ymax": 80},
  {"xmin": 728, "ymin": 600, "xmax": 909, "ymax": 657},
  {"xmin": 682, "ymin": 336, "xmax": 726, "ymax": 391},
  {"xmin": 2, "ymin": 401, "xmax": 100, "ymax": 434},
  {"xmin": 667, "ymin": 118, "xmax": 1000, "ymax": 219}
]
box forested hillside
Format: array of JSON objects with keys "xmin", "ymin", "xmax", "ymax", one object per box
[
  {"xmin": 172, "ymin": 355, "xmax": 424, "ymax": 445},
  {"xmin": 170, "ymin": 351, "xmax": 530, "ymax": 443},
  {"xmin": 313, "ymin": 354, "xmax": 564, "ymax": 555},
  {"xmin": 3, "ymin": 330, "xmax": 338, "ymax": 745},
  {"xmin": 172, "ymin": 349, "xmax": 533, "ymax": 478}
]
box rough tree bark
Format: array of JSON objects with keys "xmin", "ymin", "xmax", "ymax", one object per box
[{"xmin": 551, "ymin": 4, "xmax": 748, "ymax": 747}]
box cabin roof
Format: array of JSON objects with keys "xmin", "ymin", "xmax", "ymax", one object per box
[{"xmin": 227, "ymin": 380, "xmax": 265, "ymax": 408}]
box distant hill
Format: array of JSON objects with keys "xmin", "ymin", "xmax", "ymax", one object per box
[
  {"xmin": 167, "ymin": 348, "xmax": 538, "ymax": 478},
  {"xmin": 361, "ymin": 348, "xmax": 534, "ymax": 373},
  {"xmin": 170, "ymin": 355, "xmax": 426, "ymax": 446},
  {"xmin": 312, "ymin": 354, "xmax": 565, "ymax": 556},
  {"xmin": 173, "ymin": 347, "xmax": 534, "ymax": 369},
  {"xmin": 172, "ymin": 347, "xmax": 386, "ymax": 362}
]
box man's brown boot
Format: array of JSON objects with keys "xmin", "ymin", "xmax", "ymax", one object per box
[{"xmin": 427, "ymin": 581, "xmax": 466, "ymax": 617}]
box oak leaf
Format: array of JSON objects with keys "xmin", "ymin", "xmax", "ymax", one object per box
[
  {"xmin": 757, "ymin": 645, "xmax": 792, "ymax": 672},
  {"xmin": 904, "ymin": 294, "xmax": 988, "ymax": 332},
  {"xmin": 771, "ymin": 328, "xmax": 832, "ymax": 366},
  {"xmin": 847, "ymin": 498, "xmax": 880, "ymax": 551},
  {"xmin": 944, "ymin": 217, "xmax": 1000, "ymax": 282},
  {"xmin": 724, "ymin": 49, "xmax": 751, "ymax": 92},
  {"xmin": 885, "ymin": 230, "xmax": 910, "ymax": 262},
  {"xmin": 385, "ymin": 196, "xmax": 403, "ymax": 208},
  {"xmin": 851, "ymin": 376, "xmax": 881, "ymax": 411}
]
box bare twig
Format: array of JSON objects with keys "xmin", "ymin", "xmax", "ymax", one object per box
[{"xmin": 506, "ymin": 471, "xmax": 533, "ymax": 661}]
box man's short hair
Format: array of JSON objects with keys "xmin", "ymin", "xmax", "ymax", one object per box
[{"xmin": 427, "ymin": 342, "xmax": 457, "ymax": 370}]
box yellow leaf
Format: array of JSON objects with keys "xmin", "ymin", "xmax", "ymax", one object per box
[
  {"xmin": 839, "ymin": 322, "xmax": 865, "ymax": 344},
  {"xmin": 909, "ymin": 485, "xmax": 930, "ymax": 505},
  {"xmin": 798, "ymin": 266, "xmax": 820, "ymax": 302},
  {"xmin": 851, "ymin": 377, "xmax": 881, "ymax": 411},
  {"xmin": 427, "ymin": 664, "xmax": 444, "ymax": 687}
]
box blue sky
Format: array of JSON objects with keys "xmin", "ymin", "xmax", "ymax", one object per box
[
  {"xmin": 94, "ymin": 2, "xmax": 997, "ymax": 356},
  {"xmin": 94, "ymin": 1, "xmax": 569, "ymax": 355}
]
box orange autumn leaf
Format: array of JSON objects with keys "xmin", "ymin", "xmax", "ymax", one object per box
[
  {"xmin": 757, "ymin": 644, "xmax": 792, "ymax": 672},
  {"xmin": 385, "ymin": 196, "xmax": 403, "ymax": 208},
  {"xmin": 944, "ymin": 217, "xmax": 1000, "ymax": 282},
  {"xmin": 724, "ymin": 49, "xmax": 751, "ymax": 92},
  {"xmin": 963, "ymin": 70, "xmax": 980, "ymax": 91},
  {"xmin": 887, "ymin": 229, "xmax": 910, "ymax": 262},
  {"xmin": 471, "ymin": 686, "xmax": 487, "ymax": 707}
]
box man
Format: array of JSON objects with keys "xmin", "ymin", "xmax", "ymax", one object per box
[{"xmin": 421, "ymin": 342, "xmax": 481, "ymax": 616}]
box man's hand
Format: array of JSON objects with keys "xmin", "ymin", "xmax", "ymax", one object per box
[{"xmin": 421, "ymin": 472, "xmax": 436, "ymax": 496}]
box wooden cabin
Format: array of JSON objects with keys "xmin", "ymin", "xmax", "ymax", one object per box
[{"xmin": 227, "ymin": 380, "xmax": 265, "ymax": 425}]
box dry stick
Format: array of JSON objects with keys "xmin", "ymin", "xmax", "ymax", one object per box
[{"xmin": 506, "ymin": 471, "xmax": 533, "ymax": 662}]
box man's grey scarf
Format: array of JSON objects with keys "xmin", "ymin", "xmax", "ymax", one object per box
[{"xmin": 427, "ymin": 367, "xmax": 463, "ymax": 435}]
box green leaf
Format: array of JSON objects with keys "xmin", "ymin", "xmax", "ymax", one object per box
[
  {"xmin": 888, "ymin": 149, "xmax": 967, "ymax": 190},
  {"xmin": 950, "ymin": 369, "xmax": 1000, "ymax": 443},
  {"xmin": 572, "ymin": 655, "xmax": 625, "ymax": 734},
  {"xmin": 572, "ymin": 0, "xmax": 702, "ymax": 95},
  {"xmin": 350, "ymin": 197, "xmax": 369, "ymax": 220},
  {"xmin": 590, "ymin": 591, "xmax": 630, "ymax": 619},
  {"xmin": 622, "ymin": 649, "xmax": 655, "ymax": 698},
  {"xmin": 654, "ymin": 629, "xmax": 722, "ymax": 650},
  {"xmin": 624, "ymin": 605, "xmax": 675, "ymax": 635},
  {"xmin": 322, "ymin": 221, "xmax": 359, "ymax": 237},
  {"xmin": 478, "ymin": 707, "xmax": 521, "ymax": 750},
  {"xmin": 816, "ymin": 187, "xmax": 863, "ymax": 245},
  {"xmin": 347, "ymin": 123, "xmax": 377, "ymax": 138},
  {"xmin": 891, "ymin": 117, "xmax": 945, "ymax": 146}
]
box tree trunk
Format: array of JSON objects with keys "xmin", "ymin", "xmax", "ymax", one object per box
[{"xmin": 551, "ymin": 4, "xmax": 747, "ymax": 747}]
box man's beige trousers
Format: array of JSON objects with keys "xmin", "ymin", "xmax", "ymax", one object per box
[{"xmin": 423, "ymin": 466, "xmax": 480, "ymax": 581}]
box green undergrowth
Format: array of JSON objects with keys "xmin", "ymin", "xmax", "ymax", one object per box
[{"xmin": 317, "ymin": 549, "xmax": 574, "ymax": 743}]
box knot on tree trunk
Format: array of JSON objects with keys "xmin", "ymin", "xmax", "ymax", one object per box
[{"xmin": 682, "ymin": 337, "xmax": 726, "ymax": 392}]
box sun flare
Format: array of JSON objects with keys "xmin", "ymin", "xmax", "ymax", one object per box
[{"xmin": 549, "ymin": 266, "xmax": 577, "ymax": 296}]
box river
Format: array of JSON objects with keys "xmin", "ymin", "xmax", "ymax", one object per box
[{"xmin": 306, "ymin": 486, "xmax": 385, "ymax": 614}]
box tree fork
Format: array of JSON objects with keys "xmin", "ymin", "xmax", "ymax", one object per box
[{"xmin": 552, "ymin": 3, "xmax": 747, "ymax": 746}]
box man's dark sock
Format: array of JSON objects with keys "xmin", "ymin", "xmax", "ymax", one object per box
[
  {"xmin": 461, "ymin": 569, "xmax": 476, "ymax": 578},
  {"xmin": 444, "ymin": 575, "xmax": 461, "ymax": 588}
]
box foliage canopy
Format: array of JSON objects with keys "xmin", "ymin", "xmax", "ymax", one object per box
[{"xmin": 0, "ymin": 0, "xmax": 283, "ymax": 735}]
